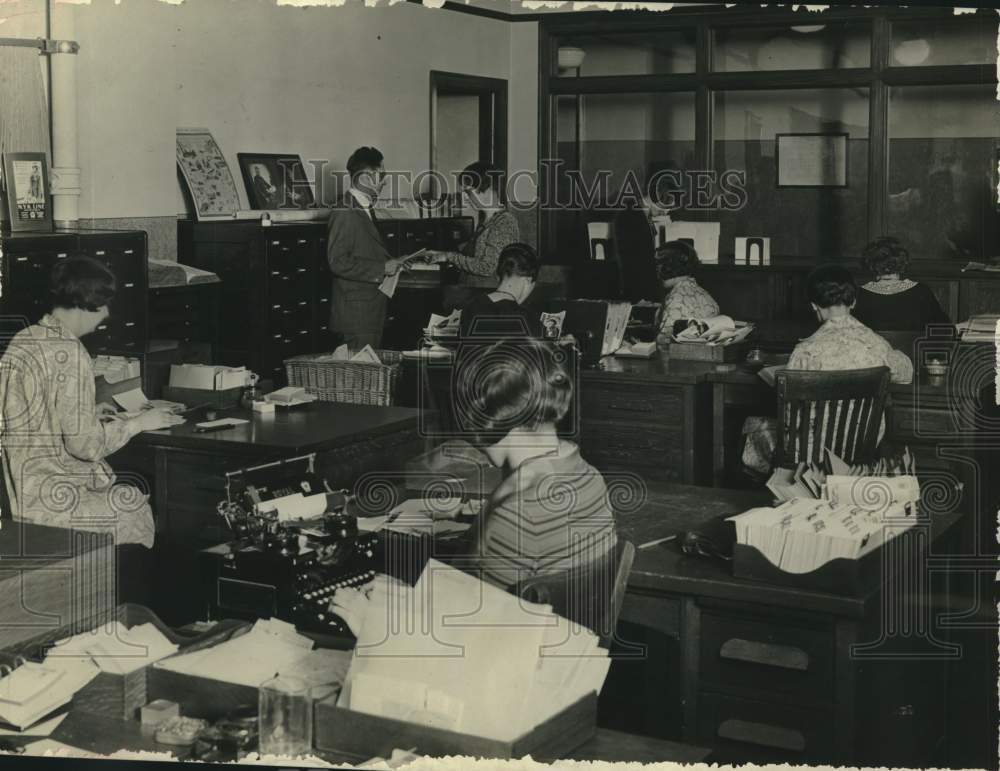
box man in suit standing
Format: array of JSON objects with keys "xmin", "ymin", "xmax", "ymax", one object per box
[{"xmin": 327, "ymin": 147, "xmax": 405, "ymax": 349}]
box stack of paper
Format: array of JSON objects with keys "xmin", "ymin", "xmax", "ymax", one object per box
[
  {"xmin": 614, "ymin": 340, "xmax": 656, "ymax": 358},
  {"xmin": 767, "ymin": 447, "xmax": 916, "ymax": 503},
  {"xmin": 152, "ymin": 618, "xmax": 349, "ymax": 689},
  {"xmin": 955, "ymin": 315, "xmax": 1000, "ymax": 342},
  {"xmin": 92, "ymin": 356, "xmax": 141, "ymax": 384},
  {"xmin": 46, "ymin": 621, "xmax": 179, "ymax": 676},
  {"xmin": 264, "ymin": 386, "xmax": 317, "ymax": 406},
  {"xmin": 169, "ymin": 364, "xmax": 250, "ymax": 391},
  {"xmin": 0, "ymin": 660, "xmax": 99, "ymax": 730},
  {"xmin": 339, "ymin": 561, "xmax": 610, "ymax": 741},
  {"xmin": 673, "ymin": 315, "xmax": 754, "ymax": 347},
  {"xmin": 380, "ymin": 498, "xmax": 472, "ymax": 537}
]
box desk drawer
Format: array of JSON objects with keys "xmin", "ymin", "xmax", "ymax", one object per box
[
  {"xmin": 698, "ymin": 692, "xmax": 834, "ymax": 761},
  {"xmin": 888, "ymin": 407, "xmax": 954, "ymax": 438},
  {"xmin": 582, "ymin": 422, "xmax": 682, "ymax": 478},
  {"xmin": 700, "ymin": 613, "xmax": 833, "ymax": 702},
  {"xmin": 581, "ymin": 383, "xmax": 684, "ymax": 425}
]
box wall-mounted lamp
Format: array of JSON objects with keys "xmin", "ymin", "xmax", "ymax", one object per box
[
  {"xmin": 893, "ymin": 38, "xmax": 931, "ymax": 66},
  {"xmin": 557, "ymin": 46, "xmax": 586, "ymax": 72}
]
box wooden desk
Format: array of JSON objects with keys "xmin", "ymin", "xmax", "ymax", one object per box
[
  {"xmin": 0, "ymin": 522, "xmax": 114, "ymax": 649},
  {"xmin": 109, "ymin": 402, "xmax": 429, "ymax": 624},
  {"xmin": 28, "ymin": 710, "xmax": 710, "ymax": 764},
  {"xmin": 579, "ymin": 353, "xmax": 713, "ymax": 484},
  {"xmin": 606, "ymin": 482, "xmax": 965, "ymax": 766}
]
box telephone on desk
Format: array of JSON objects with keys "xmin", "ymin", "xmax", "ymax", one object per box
[{"xmin": 202, "ymin": 454, "xmax": 381, "ymax": 647}]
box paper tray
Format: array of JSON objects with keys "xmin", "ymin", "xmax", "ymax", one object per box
[
  {"xmin": 314, "ymin": 691, "xmax": 597, "ymax": 760},
  {"xmin": 731, "ymin": 543, "xmax": 884, "ymax": 596}
]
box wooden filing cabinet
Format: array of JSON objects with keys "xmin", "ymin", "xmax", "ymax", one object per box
[
  {"xmin": 178, "ymin": 217, "xmax": 474, "ymax": 383},
  {"xmin": 0, "ymin": 230, "xmax": 148, "ymax": 357}
]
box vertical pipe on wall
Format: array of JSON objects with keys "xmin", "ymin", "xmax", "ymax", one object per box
[{"xmin": 49, "ymin": 0, "xmax": 81, "ymax": 228}]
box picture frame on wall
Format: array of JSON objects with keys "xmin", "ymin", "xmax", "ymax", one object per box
[
  {"xmin": 2, "ymin": 152, "xmax": 53, "ymax": 233},
  {"xmin": 775, "ymin": 133, "xmax": 849, "ymax": 188},
  {"xmin": 237, "ymin": 153, "xmax": 315, "ymax": 210},
  {"xmin": 176, "ymin": 128, "xmax": 242, "ymax": 220}
]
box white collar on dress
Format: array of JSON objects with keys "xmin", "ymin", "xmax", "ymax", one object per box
[{"xmin": 861, "ymin": 278, "xmax": 917, "ymax": 295}]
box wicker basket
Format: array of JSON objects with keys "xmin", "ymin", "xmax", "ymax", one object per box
[{"xmin": 284, "ymin": 349, "xmax": 403, "ymax": 406}]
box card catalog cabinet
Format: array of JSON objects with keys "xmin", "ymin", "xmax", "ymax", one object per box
[
  {"xmin": 0, "ymin": 230, "xmax": 148, "ymax": 357},
  {"xmin": 178, "ymin": 217, "xmax": 473, "ymax": 385}
]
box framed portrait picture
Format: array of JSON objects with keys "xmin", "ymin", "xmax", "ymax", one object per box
[
  {"xmin": 237, "ymin": 154, "xmax": 315, "ymax": 210},
  {"xmin": 176, "ymin": 128, "xmax": 241, "ymax": 220},
  {"xmin": 2, "ymin": 152, "xmax": 53, "ymax": 232},
  {"xmin": 776, "ymin": 133, "xmax": 849, "ymax": 188}
]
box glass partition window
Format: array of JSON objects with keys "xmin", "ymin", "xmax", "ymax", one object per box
[
  {"xmin": 555, "ymin": 31, "xmax": 696, "ymax": 76},
  {"xmin": 887, "ymin": 84, "xmax": 1000, "ymax": 261},
  {"xmin": 552, "ymin": 91, "xmax": 696, "ymax": 259},
  {"xmin": 713, "ymin": 23, "xmax": 870, "ymax": 71},
  {"xmin": 713, "ymin": 88, "xmax": 870, "ymax": 259},
  {"xmin": 890, "ymin": 18, "xmax": 998, "ymax": 67}
]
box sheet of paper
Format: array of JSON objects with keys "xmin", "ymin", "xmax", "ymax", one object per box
[
  {"xmin": 350, "ymin": 345, "xmax": 382, "ymax": 364},
  {"xmin": 112, "ymin": 388, "xmax": 150, "ymax": 413},
  {"xmin": 378, "ymin": 270, "xmax": 400, "ymax": 299}
]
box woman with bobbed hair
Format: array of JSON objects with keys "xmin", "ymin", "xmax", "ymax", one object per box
[
  {"xmin": 853, "ymin": 236, "xmax": 951, "ymax": 331},
  {"xmin": 425, "ymin": 160, "xmax": 520, "ymax": 283},
  {"xmin": 458, "ymin": 242, "xmax": 542, "ymax": 339},
  {"xmin": 654, "ymin": 240, "xmax": 719, "ymax": 345},
  {"xmin": 452, "ymin": 337, "xmax": 617, "ymax": 589},
  {"xmin": 0, "ymin": 257, "xmax": 183, "ymax": 544},
  {"xmin": 741, "ymin": 264, "xmax": 913, "ymax": 475},
  {"xmin": 329, "ymin": 338, "xmax": 617, "ymax": 634}
]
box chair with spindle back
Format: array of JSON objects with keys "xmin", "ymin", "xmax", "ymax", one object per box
[
  {"xmin": 514, "ymin": 539, "xmax": 635, "ymax": 649},
  {"xmin": 774, "ymin": 366, "xmax": 891, "ymax": 469}
]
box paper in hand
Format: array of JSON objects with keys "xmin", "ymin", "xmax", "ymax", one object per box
[{"xmin": 112, "ymin": 388, "xmax": 150, "ymax": 413}]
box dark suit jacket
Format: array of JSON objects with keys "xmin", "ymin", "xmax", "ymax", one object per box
[{"xmin": 326, "ymin": 194, "xmax": 392, "ymax": 340}]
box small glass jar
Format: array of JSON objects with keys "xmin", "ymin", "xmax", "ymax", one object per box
[{"xmin": 258, "ymin": 674, "xmax": 311, "ymax": 757}]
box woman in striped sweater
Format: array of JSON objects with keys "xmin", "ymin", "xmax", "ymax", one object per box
[
  {"xmin": 331, "ymin": 339, "xmax": 617, "ymax": 633},
  {"xmin": 453, "ymin": 338, "xmax": 618, "ymax": 590}
]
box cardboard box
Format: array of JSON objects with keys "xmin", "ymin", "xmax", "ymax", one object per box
[{"xmin": 313, "ymin": 692, "xmax": 597, "ymax": 760}]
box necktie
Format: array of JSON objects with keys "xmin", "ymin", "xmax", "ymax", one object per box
[{"xmin": 368, "ymin": 204, "xmax": 379, "ymax": 223}]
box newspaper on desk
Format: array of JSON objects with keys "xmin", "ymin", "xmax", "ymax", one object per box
[{"xmin": 338, "ymin": 560, "xmax": 610, "ymax": 742}]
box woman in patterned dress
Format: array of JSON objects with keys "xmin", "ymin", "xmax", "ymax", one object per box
[
  {"xmin": 425, "ymin": 162, "xmax": 520, "ymax": 285},
  {"xmin": 853, "ymin": 236, "xmax": 951, "ymax": 331},
  {"xmin": 654, "ymin": 240, "xmax": 720, "ymax": 347},
  {"xmin": 741, "ymin": 264, "xmax": 913, "ymax": 475},
  {"xmin": 0, "ymin": 256, "xmax": 184, "ymax": 547}
]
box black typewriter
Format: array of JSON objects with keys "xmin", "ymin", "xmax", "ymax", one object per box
[{"xmin": 201, "ymin": 454, "xmax": 381, "ymax": 646}]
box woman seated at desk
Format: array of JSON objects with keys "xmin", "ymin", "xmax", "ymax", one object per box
[
  {"xmin": 654, "ymin": 240, "xmax": 719, "ymax": 346},
  {"xmin": 853, "ymin": 236, "xmax": 951, "ymax": 331},
  {"xmin": 332, "ymin": 338, "xmax": 617, "ymax": 630},
  {"xmin": 458, "ymin": 242, "xmax": 542, "ymax": 339},
  {"xmin": 424, "ymin": 161, "xmax": 520, "ymax": 284},
  {"xmin": 0, "ymin": 257, "xmax": 183, "ymax": 586},
  {"xmin": 742, "ymin": 264, "xmax": 913, "ymax": 476}
]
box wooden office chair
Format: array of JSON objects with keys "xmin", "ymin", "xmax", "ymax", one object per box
[
  {"xmin": 514, "ymin": 539, "xmax": 635, "ymax": 649},
  {"xmin": 774, "ymin": 366, "xmax": 891, "ymax": 469}
]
